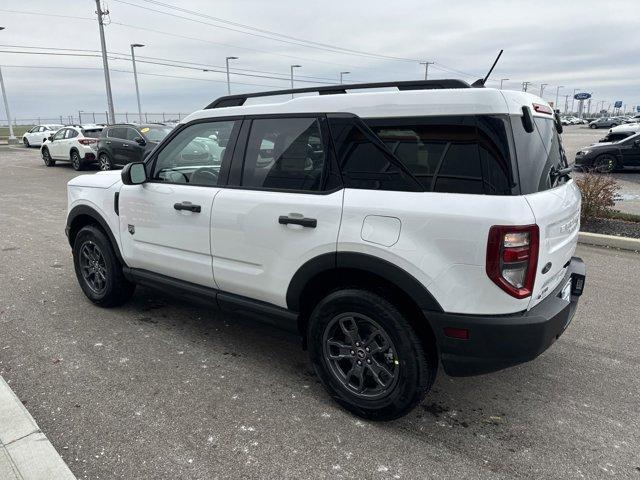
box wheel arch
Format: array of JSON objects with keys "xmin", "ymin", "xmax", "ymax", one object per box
[
  {"xmin": 69, "ymin": 147, "xmax": 80, "ymax": 159},
  {"xmin": 66, "ymin": 205, "xmax": 124, "ymax": 265},
  {"xmin": 287, "ymin": 252, "xmax": 442, "ymax": 354}
]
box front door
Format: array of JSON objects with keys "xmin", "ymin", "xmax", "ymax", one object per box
[
  {"xmin": 48, "ymin": 128, "xmax": 68, "ymax": 158},
  {"xmin": 211, "ymin": 116, "xmax": 343, "ymax": 308},
  {"xmin": 114, "ymin": 127, "xmax": 146, "ymax": 166},
  {"xmin": 619, "ymin": 136, "xmax": 640, "ymax": 166},
  {"xmin": 118, "ymin": 119, "xmax": 241, "ymax": 288}
]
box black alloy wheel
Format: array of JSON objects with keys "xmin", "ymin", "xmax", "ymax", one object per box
[
  {"xmin": 71, "ymin": 151, "xmax": 83, "ymax": 171},
  {"xmin": 78, "ymin": 241, "xmax": 108, "ymax": 295},
  {"xmin": 42, "ymin": 148, "xmax": 55, "ymax": 167}
]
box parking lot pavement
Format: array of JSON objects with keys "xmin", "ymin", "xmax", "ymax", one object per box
[{"xmin": 1, "ymin": 145, "xmax": 639, "ymax": 480}]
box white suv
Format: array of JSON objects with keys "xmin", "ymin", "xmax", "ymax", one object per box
[
  {"xmin": 65, "ymin": 80, "xmax": 586, "ymax": 420},
  {"xmin": 41, "ymin": 125, "xmax": 104, "ymax": 170}
]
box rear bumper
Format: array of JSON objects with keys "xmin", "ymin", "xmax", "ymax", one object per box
[{"xmin": 429, "ymin": 257, "xmax": 586, "ymax": 377}]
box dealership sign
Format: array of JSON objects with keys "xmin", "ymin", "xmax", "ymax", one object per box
[
  {"xmin": 574, "ymin": 92, "xmax": 591, "ymax": 100},
  {"xmin": 614, "ymin": 100, "xmax": 623, "ymax": 108}
]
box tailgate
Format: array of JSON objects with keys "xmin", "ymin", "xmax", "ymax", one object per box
[{"xmin": 524, "ymin": 180, "xmax": 581, "ymax": 308}]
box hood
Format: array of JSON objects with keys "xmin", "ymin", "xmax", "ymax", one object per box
[{"xmin": 67, "ymin": 170, "xmax": 122, "ymax": 189}]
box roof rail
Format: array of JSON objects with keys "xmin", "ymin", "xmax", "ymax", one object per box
[{"xmin": 205, "ymin": 79, "xmax": 470, "ymax": 109}]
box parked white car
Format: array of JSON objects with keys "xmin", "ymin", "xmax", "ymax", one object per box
[
  {"xmin": 609, "ymin": 122, "xmax": 640, "ymax": 135},
  {"xmin": 41, "ymin": 125, "xmax": 104, "ymax": 170},
  {"xmin": 22, "ymin": 124, "xmax": 63, "ymax": 147},
  {"xmin": 65, "ymin": 81, "xmax": 586, "ymax": 420}
]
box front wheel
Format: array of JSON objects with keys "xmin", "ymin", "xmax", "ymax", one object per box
[
  {"xmin": 590, "ymin": 124, "xmax": 597, "ymax": 129},
  {"xmin": 71, "ymin": 151, "xmax": 84, "ymax": 171},
  {"xmin": 308, "ymin": 289, "xmax": 436, "ymax": 421},
  {"xmin": 594, "ymin": 154, "xmax": 617, "ymax": 173},
  {"xmin": 73, "ymin": 225, "xmax": 136, "ymax": 307},
  {"xmin": 98, "ymin": 153, "xmax": 112, "ymax": 171},
  {"xmin": 42, "ymin": 148, "xmax": 55, "ymax": 167},
  {"xmin": 23, "ymin": 138, "xmax": 30, "ymax": 148}
]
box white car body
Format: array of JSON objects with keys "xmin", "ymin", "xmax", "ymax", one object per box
[
  {"xmin": 609, "ymin": 122, "xmax": 640, "ymax": 134},
  {"xmin": 22, "ymin": 124, "xmax": 63, "ymax": 147},
  {"xmin": 41, "ymin": 125, "xmax": 104, "ymax": 169}
]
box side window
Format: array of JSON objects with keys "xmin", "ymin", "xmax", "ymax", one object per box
[
  {"xmin": 37, "ymin": 126, "xmax": 46, "ymax": 133},
  {"xmin": 151, "ymin": 120, "xmax": 237, "ymax": 186},
  {"xmin": 109, "ymin": 127, "xmax": 126, "ymax": 139},
  {"xmin": 53, "ymin": 129, "xmax": 66, "ymax": 141},
  {"xmin": 241, "ymin": 117, "xmax": 325, "ymax": 191},
  {"xmin": 126, "ymin": 128, "xmax": 139, "ymax": 141},
  {"xmin": 329, "ymin": 117, "xmax": 418, "ymax": 192},
  {"xmin": 66, "ymin": 129, "xmax": 79, "ymax": 139}
]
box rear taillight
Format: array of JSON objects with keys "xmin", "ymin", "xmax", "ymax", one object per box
[
  {"xmin": 78, "ymin": 139, "xmax": 97, "ymax": 145},
  {"xmin": 486, "ymin": 225, "xmax": 539, "ymax": 299}
]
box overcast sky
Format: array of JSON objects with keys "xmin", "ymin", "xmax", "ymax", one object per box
[{"xmin": 1, "ymin": 0, "xmax": 639, "ymax": 123}]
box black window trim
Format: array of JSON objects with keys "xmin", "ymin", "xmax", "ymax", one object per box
[{"xmin": 143, "ymin": 116, "xmax": 243, "ymax": 188}]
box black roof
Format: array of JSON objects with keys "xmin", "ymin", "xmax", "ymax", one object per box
[{"xmin": 205, "ymin": 79, "xmax": 471, "ymax": 109}]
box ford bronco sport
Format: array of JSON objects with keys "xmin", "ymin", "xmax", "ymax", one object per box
[{"xmin": 66, "ymin": 80, "xmax": 586, "ymax": 420}]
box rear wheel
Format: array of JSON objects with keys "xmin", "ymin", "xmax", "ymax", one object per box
[
  {"xmin": 98, "ymin": 153, "xmax": 112, "ymax": 171},
  {"xmin": 590, "ymin": 124, "xmax": 597, "ymax": 129},
  {"xmin": 594, "ymin": 154, "xmax": 617, "ymax": 173},
  {"xmin": 72, "ymin": 225, "xmax": 135, "ymax": 307},
  {"xmin": 42, "ymin": 148, "xmax": 55, "ymax": 167},
  {"xmin": 71, "ymin": 150, "xmax": 83, "ymax": 171},
  {"xmin": 308, "ymin": 289, "xmax": 436, "ymax": 421}
]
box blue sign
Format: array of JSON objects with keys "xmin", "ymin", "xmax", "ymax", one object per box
[
  {"xmin": 574, "ymin": 92, "xmax": 591, "ymax": 100},
  {"xmin": 637, "ymin": 105, "xmax": 640, "ymax": 112},
  {"xmin": 614, "ymin": 100, "xmax": 623, "ymax": 108}
]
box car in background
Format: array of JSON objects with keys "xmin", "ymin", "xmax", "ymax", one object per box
[
  {"xmin": 575, "ymin": 132, "xmax": 640, "ymax": 172},
  {"xmin": 609, "ymin": 122, "xmax": 640, "ymax": 135},
  {"xmin": 599, "ymin": 130, "xmax": 636, "ymax": 143},
  {"xmin": 96, "ymin": 123, "xmax": 173, "ymax": 170},
  {"xmin": 588, "ymin": 117, "xmax": 622, "ymax": 129},
  {"xmin": 40, "ymin": 125, "xmax": 104, "ymax": 170},
  {"xmin": 22, "ymin": 124, "xmax": 63, "ymax": 147}
]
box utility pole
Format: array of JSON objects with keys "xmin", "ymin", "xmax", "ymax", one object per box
[
  {"xmin": 78, "ymin": 110, "xmax": 83, "ymax": 124},
  {"xmin": 225, "ymin": 56, "xmax": 238, "ymax": 95},
  {"xmin": 500, "ymin": 78, "xmax": 509, "ymax": 89},
  {"xmin": 419, "ymin": 61, "xmax": 434, "ymax": 80},
  {"xmin": 0, "ymin": 27, "xmax": 17, "ymax": 144},
  {"xmin": 290, "ymin": 65, "xmax": 301, "ymax": 98},
  {"xmin": 555, "ymin": 86, "xmax": 563, "ymax": 110},
  {"xmin": 539, "ymin": 83, "xmax": 548, "ymax": 97},
  {"xmin": 340, "ymin": 71, "xmax": 350, "ymax": 84},
  {"xmin": 94, "ymin": 0, "xmax": 115, "ymax": 124},
  {"xmin": 563, "ymin": 94, "xmax": 569, "ymax": 114},
  {"xmin": 131, "ymin": 43, "xmax": 144, "ymax": 123},
  {"xmin": 522, "ymin": 81, "xmax": 531, "ymax": 92},
  {"xmin": 570, "ymin": 88, "xmax": 579, "ymax": 115}
]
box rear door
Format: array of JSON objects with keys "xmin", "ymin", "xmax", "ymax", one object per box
[
  {"xmin": 118, "ymin": 119, "xmax": 240, "ymax": 288},
  {"xmin": 619, "ymin": 134, "xmax": 640, "ymax": 166},
  {"xmin": 513, "ymin": 114, "xmax": 581, "ymax": 308},
  {"xmin": 211, "ymin": 115, "xmax": 343, "ymax": 308}
]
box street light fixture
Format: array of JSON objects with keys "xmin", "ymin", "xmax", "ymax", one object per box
[
  {"xmin": 539, "ymin": 83, "xmax": 548, "ymax": 97},
  {"xmin": 225, "ymin": 56, "xmax": 238, "ymax": 95},
  {"xmin": 0, "ymin": 26, "xmax": 17, "ymax": 144},
  {"xmin": 340, "ymin": 71, "xmax": 350, "ymax": 84},
  {"xmin": 571, "ymin": 88, "xmax": 579, "ymax": 115},
  {"xmin": 500, "ymin": 78, "xmax": 509, "ymax": 89},
  {"xmin": 290, "ymin": 65, "xmax": 301, "ymax": 98},
  {"xmin": 130, "ymin": 43, "xmax": 145, "ymax": 123}
]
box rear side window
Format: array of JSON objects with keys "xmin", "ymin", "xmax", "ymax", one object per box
[
  {"xmin": 65, "ymin": 129, "xmax": 79, "ymax": 139},
  {"xmin": 513, "ymin": 116, "xmax": 568, "ymax": 193},
  {"xmin": 241, "ymin": 117, "xmax": 326, "ymax": 191},
  {"xmin": 365, "ymin": 115, "xmax": 513, "ymax": 195},
  {"xmin": 81, "ymin": 129, "xmax": 102, "ymax": 138}
]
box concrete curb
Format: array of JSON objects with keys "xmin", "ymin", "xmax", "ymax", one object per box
[
  {"xmin": 578, "ymin": 231, "xmax": 640, "ymax": 252},
  {"xmin": 0, "ymin": 376, "xmax": 76, "ymax": 480}
]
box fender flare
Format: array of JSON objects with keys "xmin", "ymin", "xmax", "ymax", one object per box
[
  {"xmin": 66, "ymin": 204, "xmax": 125, "ymax": 265},
  {"xmin": 286, "ymin": 251, "xmax": 443, "ymax": 313}
]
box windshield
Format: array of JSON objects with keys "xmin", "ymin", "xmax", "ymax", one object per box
[{"xmin": 141, "ymin": 126, "xmax": 173, "ymax": 142}]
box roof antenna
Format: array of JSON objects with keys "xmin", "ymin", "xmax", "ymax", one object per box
[{"xmin": 472, "ymin": 49, "xmax": 503, "ymax": 87}]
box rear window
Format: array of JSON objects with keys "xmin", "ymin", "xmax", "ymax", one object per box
[
  {"xmin": 512, "ymin": 116, "xmax": 569, "ymax": 194},
  {"xmin": 81, "ymin": 128, "xmax": 103, "ymax": 138},
  {"xmin": 364, "ymin": 115, "xmax": 514, "ymax": 195}
]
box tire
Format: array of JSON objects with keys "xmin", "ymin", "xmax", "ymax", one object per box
[
  {"xmin": 590, "ymin": 124, "xmax": 597, "ymax": 129},
  {"xmin": 41, "ymin": 148, "xmax": 55, "ymax": 167},
  {"xmin": 308, "ymin": 289, "xmax": 436, "ymax": 421},
  {"xmin": 71, "ymin": 150, "xmax": 84, "ymax": 171},
  {"xmin": 594, "ymin": 154, "xmax": 617, "ymax": 174},
  {"xmin": 23, "ymin": 138, "xmax": 30, "ymax": 148},
  {"xmin": 72, "ymin": 225, "xmax": 136, "ymax": 307},
  {"xmin": 98, "ymin": 153, "xmax": 112, "ymax": 171}
]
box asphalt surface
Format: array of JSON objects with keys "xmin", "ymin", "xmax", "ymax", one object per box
[{"xmin": 0, "ymin": 144, "xmax": 639, "ymax": 480}]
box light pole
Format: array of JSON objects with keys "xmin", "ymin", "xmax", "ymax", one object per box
[
  {"xmin": 522, "ymin": 81, "xmax": 531, "ymax": 92},
  {"xmin": 555, "ymin": 86, "xmax": 563, "ymax": 110},
  {"xmin": 500, "ymin": 78, "xmax": 509, "ymax": 89},
  {"xmin": 419, "ymin": 61, "xmax": 433, "ymax": 80},
  {"xmin": 570, "ymin": 88, "xmax": 579, "ymax": 115},
  {"xmin": 130, "ymin": 43, "xmax": 144, "ymax": 123},
  {"xmin": 0, "ymin": 27, "xmax": 17, "ymax": 144},
  {"xmin": 225, "ymin": 56, "xmax": 238, "ymax": 95},
  {"xmin": 340, "ymin": 71, "xmax": 350, "ymax": 84},
  {"xmin": 94, "ymin": 0, "xmax": 115, "ymax": 124},
  {"xmin": 539, "ymin": 83, "xmax": 548, "ymax": 97},
  {"xmin": 290, "ymin": 65, "xmax": 301, "ymax": 98}
]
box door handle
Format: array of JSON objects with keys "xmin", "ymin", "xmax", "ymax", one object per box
[
  {"xmin": 122, "ymin": 143, "xmax": 129, "ymax": 147},
  {"xmin": 106, "ymin": 140, "xmax": 111, "ymax": 144},
  {"xmin": 279, "ymin": 215, "xmax": 317, "ymax": 228},
  {"xmin": 174, "ymin": 202, "xmax": 201, "ymax": 213}
]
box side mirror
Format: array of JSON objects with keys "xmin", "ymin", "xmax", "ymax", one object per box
[
  {"xmin": 48, "ymin": 135, "xmax": 54, "ymax": 142},
  {"xmin": 634, "ymin": 139, "xmax": 640, "ymax": 147},
  {"xmin": 121, "ymin": 162, "xmax": 147, "ymax": 185},
  {"xmin": 134, "ymin": 136, "xmax": 146, "ymax": 146}
]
